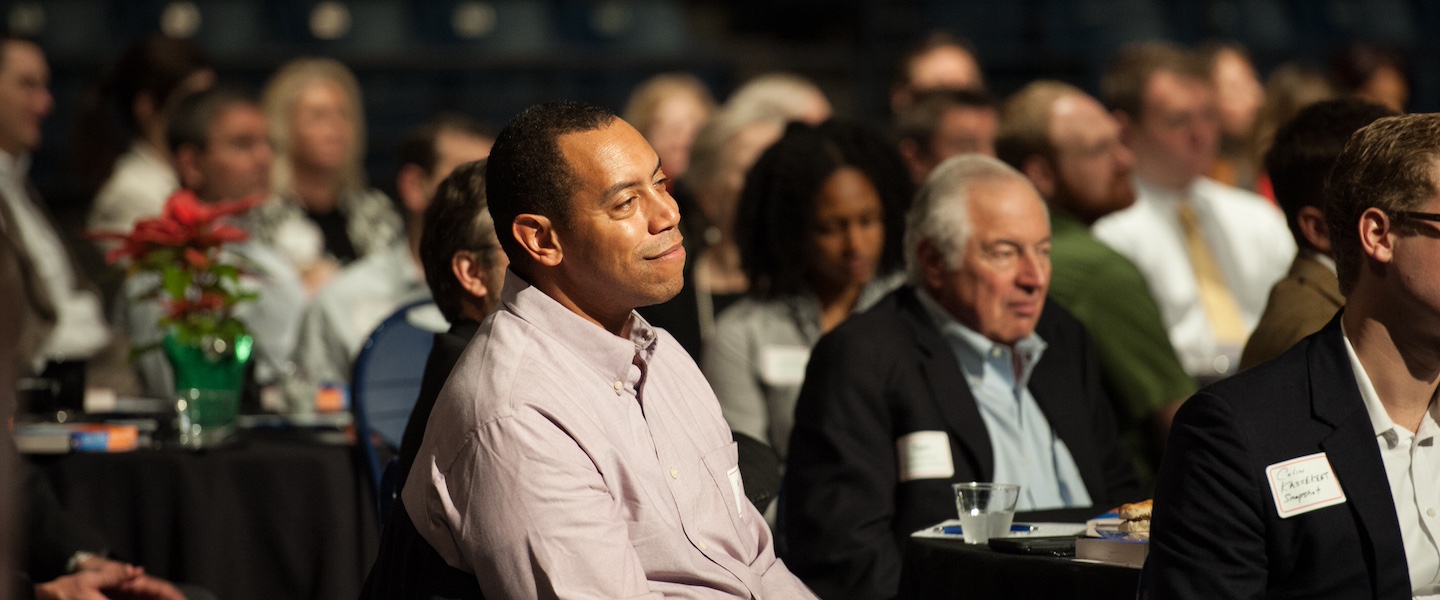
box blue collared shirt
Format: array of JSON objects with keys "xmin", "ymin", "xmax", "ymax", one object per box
[{"xmin": 917, "ymin": 290, "xmax": 1093, "ymax": 511}]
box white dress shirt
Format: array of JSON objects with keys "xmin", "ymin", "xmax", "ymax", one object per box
[
  {"xmin": 1092, "ymin": 176, "xmax": 1294, "ymax": 378},
  {"xmin": 0, "ymin": 152, "xmax": 111, "ymax": 368},
  {"xmin": 1344, "ymin": 326, "xmax": 1440, "ymax": 598}
]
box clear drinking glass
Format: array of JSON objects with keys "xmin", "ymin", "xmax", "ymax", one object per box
[{"xmin": 953, "ymin": 482, "xmax": 1021, "ymax": 544}]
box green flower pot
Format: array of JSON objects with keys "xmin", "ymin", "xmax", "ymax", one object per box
[{"xmin": 164, "ymin": 333, "xmax": 253, "ymax": 448}]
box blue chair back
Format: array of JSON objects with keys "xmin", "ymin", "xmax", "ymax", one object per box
[{"xmin": 352, "ymin": 299, "xmax": 443, "ymax": 506}]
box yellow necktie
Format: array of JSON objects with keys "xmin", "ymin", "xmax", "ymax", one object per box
[{"xmin": 1176, "ymin": 201, "xmax": 1247, "ymax": 346}]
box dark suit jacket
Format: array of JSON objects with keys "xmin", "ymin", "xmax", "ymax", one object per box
[
  {"xmin": 1147, "ymin": 315, "xmax": 1410, "ymax": 599},
  {"xmin": 396, "ymin": 318, "xmax": 480, "ymax": 491},
  {"xmin": 1238, "ymin": 254, "xmax": 1344, "ymax": 371},
  {"xmin": 783, "ymin": 287, "xmax": 1142, "ymax": 600}
]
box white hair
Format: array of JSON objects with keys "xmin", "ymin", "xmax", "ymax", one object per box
[{"xmin": 903, "ymin": 154, "xmax": 1044, "ymax": 284}]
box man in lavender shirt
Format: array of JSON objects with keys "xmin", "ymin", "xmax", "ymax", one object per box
[{"xmin": 402, "ymin": 101, "xmax": 818, "ymax": 599}]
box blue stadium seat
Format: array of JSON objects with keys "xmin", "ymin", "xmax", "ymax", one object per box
[{"xmin": 351, "ymin": 299, "xmax": 445, "ymax": 508}]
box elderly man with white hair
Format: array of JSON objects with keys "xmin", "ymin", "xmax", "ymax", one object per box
[{"xmin": 781, "ymin": 154, "xmax": 1142, "ymax": 600}]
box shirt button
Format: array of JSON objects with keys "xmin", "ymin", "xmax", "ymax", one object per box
[
  {"xmin": 1429, "ymin": 508, "xmax": 1436, "ymax": 518},
  {"xmin": 698, "ymin": 541, "xmax": 708, "ymax": 550},
  {"xmin": 613, "ymin": 381, "xmax": 623, "ymax": 391},
  {"xmin": 670, "ymin": 468, "xmax": 679, "ymax": 479}
]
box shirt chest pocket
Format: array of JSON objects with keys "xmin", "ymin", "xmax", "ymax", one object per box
[{"xmin": 698, "ymin": 441, "xmax": 759, "ymax": 561}]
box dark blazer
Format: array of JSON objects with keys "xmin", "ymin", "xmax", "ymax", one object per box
[
  {"xmin": 396, "ymin": 318, "xmax": 481, "ymax": 491},
  {"xmin": 1147, "ymin": 314, "xmax": 1409, "ymax": 599},
  {"xmin": 783, "ymin": 286, "xmax": 1142, "ymax": 600}
]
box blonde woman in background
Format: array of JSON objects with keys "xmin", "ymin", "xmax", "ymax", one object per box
[
  {"xmin": 726, "ymin": 72, "xmax": 832, "ymax": 125},
  {"xmin": 622, "ymin": 73, "xmax": 715, "ymax": 184},
  {"xmin": 254, "ymin": 58, "xmax": 402, "ymax": 294}
]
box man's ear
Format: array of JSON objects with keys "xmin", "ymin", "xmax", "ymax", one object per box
[
  {"xmin": 395, "ymin": 164, "xmax": 430, "ymax": 216},
  {"xmin": 1022, "ymin": 155, "xmax": 1056, "ymax": 199},
  {"xmin": 132, "ymin": 92, "xmax": 157, "ymax": 131},
  {"xmin": 1112, "ymin": 110, "xmax": 1136, "ymax": 147},
  {"xmin": 174, "ymin": 145, "xmax": 203, "ymax": 191},
  {"xmin": 1296, "ymin": 205, "xmax": 1332, "ymax": 254},
  {"xmin": 917, "ymin": 238, "xmax": 950, "ymax": 292},
  {"xmin": 450, "ymin": 251, "xmax": 491, "ymax": 299},
  {"xmin": 1357, "ymin": 207, "xmax": 1396, "ymax": 264},
  {"xmin": 512, "ymin": 214, "xmax": 562, "ymax": 267},
  {"xmin": 898, "ymin": 139, "xmax": 930, "ymax": 184}
]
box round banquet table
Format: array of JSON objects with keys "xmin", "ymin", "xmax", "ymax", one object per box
[{"xmin": 27, "ymin": 431, "xmax": 379, "ymax": 600}]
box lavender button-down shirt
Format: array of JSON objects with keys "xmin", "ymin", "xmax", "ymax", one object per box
[{"xmin": 404, "ymin": 271, "xmax": 817, "ymax": 599}]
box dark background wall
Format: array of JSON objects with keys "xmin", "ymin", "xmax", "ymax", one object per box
[{"xmin": 9, "ymin": 0, "xmax": 1438, "ymax": 214}]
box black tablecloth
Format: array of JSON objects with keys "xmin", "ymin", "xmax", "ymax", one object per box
[
  {"xmin": 899, "ymin": 537, "xmax": 1141, "ymax": 599},
  {"xmin": 28, "ymin": 433, "xmax": 379, "ymax": 600}
]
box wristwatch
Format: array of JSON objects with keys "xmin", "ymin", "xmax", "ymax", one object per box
[{"xmin": 65, "ymin": 551, "xmax": 97, "ymax": 573}]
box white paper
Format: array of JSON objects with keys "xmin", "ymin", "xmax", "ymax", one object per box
[
  {"xmin": 1266, "ymin": 452, "xmax": 1347, "ymax": 518},
  {"xmin": 759, "ymin": 345, "xmax": 811, "ymax": 386},
  {"xmin": 896, "ymin": 430, "xmax": 955, "ymax": 482}
]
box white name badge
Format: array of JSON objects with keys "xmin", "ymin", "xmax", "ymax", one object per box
[
  {"xmin": 1266, "ymin": 452, "xmax": 1347, "ymax": 518},
  {"xmin": 759, "ymin": 345, "xmax": 811, "ymax": 386},
  {"xmin": 726, "ymin": 465, "xmax": 745, "ymax": 519},
  {"xmin": 897, "ymin": 431, "xmax": 955, "ymax": 482}
]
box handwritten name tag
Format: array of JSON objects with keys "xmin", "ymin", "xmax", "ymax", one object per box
[
  {"xmin": 1266, "ymin": 452, "xmax": 1347, "ymax": 518},
  {"xmin": 897, "ymin": 431, "xmax": 955, "ymax": 482}
]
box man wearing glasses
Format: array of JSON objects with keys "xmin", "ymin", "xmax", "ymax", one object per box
[{"xmin": 1147, "ymin": 113, "xmax": 1440, "ymax": 598}]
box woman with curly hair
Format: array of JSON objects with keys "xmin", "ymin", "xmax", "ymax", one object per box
[{"xmin": 704, "ymin": 120, "xmax": 914, "ymax": 477}]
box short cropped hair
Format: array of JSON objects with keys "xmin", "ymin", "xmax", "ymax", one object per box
[
  {"xmin": 1101, "ymin": 41, "xmax": 1210, "ymax": 119},
  {"xmin": 166, "ymin": 86, "xmax": 259, "ymax": 155},
  {"xmin": 895, "ymin": 88, "xmax": 996, "ymax": 155},
  {"xmin": 994, "ymin": 80, "xmax": 1085, "ymax": 170},
  {"xmin": 1265, "ymin": 99, "xmax": 1395, "ymax": 250},
  {"xmin": 420, "ymin": 160, "xmax": 499, "ymax": 323},
  {"xmin": 485, "ymin": 101, "xmax": 617, "ymax": 268},
  {"xmin": 1326, "ymin": 114, "xmax": 1440, "ymax": 296},
  {"xmin": 397, "ymin": 113, "xmax": 493, "ymax": 176},
  {"xmin": 904, "ymin": 154, "xmax": 1038, "ymax": 284}
]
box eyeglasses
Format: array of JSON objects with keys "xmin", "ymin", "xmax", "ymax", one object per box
[{"xmin": 1395, "ymin": 211, "xmax": 1440, "ymax": 223}]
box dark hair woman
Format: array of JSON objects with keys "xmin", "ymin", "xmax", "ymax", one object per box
[
  {"xmin": 80, "ymin": 36, "xmax": 214, "ymax": 239},
  {"xmin": 703, "ymin": 119, "xmax": 914, "ymax": 477}
]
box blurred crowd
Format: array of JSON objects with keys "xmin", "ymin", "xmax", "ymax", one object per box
[{"xmin": 0, "ymin": 25, "xmax": 1422, "ymax": 599}]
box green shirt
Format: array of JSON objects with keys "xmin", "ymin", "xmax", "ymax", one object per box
[{"xmin": 1048, "ymin": 211, "xmax": 1197, "ymax": 477}]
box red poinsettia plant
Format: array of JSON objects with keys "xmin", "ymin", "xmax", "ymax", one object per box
[{"xmin": 88, "ymin": 189, "xmax": 264, "ymax": 351}]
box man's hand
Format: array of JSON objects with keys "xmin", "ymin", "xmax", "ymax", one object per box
[
  {"xmin": 105, "ymin": 574, "xmax": 186, "ymax": 600},
  {"xmin": 34, "ymin": 569, "xmax": 132, "ymax": 600},
  {"xmin": 36, "ymin": 557, "xmax": 186, "ymax": 600}
]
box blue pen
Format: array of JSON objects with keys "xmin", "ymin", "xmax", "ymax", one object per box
[{"xmin": 939, "ymin": 524, "xmax": 1037, "ymax": 535}]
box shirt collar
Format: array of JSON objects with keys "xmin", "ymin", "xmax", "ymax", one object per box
[
  {"xmin": 1306, "ymin": 249, "xmax": 1337, "ymax": 275},
  {"xmin": 500, "ymin": 269, "xmax": 659, "ymax": 386},
  {"xmin": 0, "ymin": 151, "xmax": 30, "ymax": 181},
  {"xmin": 914, "ymin": 287, "xmax": 1047, "ymax": 384},
  {"xmin": 1342, "ymin": 320, "xmax": 1438, "ymax": 447},
  {"xmin": 1133, "ymin": 173, "xmax": 1201, "ymax": 205}
]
